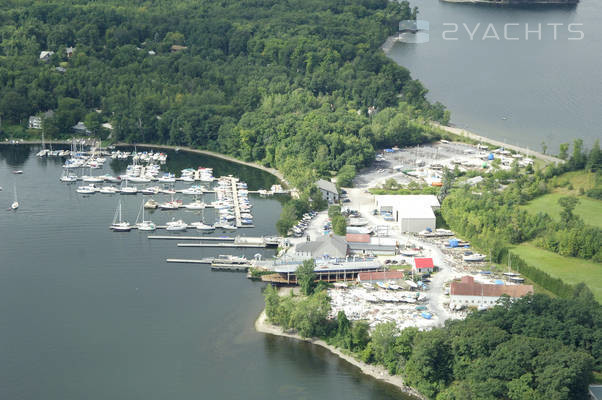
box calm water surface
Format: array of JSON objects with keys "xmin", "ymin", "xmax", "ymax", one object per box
[
  {"xmin": 389, "ymin": 0, "xmax": 602, "ymax": 151},
  {"xmin": 0, "ymin": 145, "xmax": 412, "ymax": 400}
]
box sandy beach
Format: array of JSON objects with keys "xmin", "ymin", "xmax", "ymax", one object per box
[{"xmin": 254, "ymin": 310, "xmax": 427, "ymax": 400}]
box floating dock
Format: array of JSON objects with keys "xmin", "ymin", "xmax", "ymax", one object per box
[{"xmin": 166, "ymin": 258, "xmax": 251, "ymax": 271}]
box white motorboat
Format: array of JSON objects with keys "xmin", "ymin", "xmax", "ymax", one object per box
[
  {"xmin": 140, "ymin": 186, "xmax": 160, "ymax": 195},
  {"xmin": 159, "ymin": 199, "xmax": 182, "ymax": 210},
  {"xmin": 184, "ymin": 200, "xmax": 205, "ymax": 210},
  {"xmin": 59, "ymin": 172, "xmax": 78, "ymax": 182},
  {"xmin": 215, "ymin": 221, "xmax": 237, "ymax": 230},
  {"xmin": 135, "ymin": 200, "xmax": 156, "ymax": 231},
  {"xmin": 157, "ymin": 174, "xmax": 176, "ymax": 183},
  {"xmin": 110, "ymin": 201, "xmax": 131, "ymax": 231},
  {"xmin": 144, "ymin": 199, "xmax": 158, "ymax": 209},
  {"xmin": 128, "ymin": 176, "xmax": 152, "ymax": 183},
  {"xmin": 463, "ymin": 252, "xmax": 486, "ymax": 262},
  {"xmin": 192, "ymin": 222, "xmax": 215, "ymax": 232},
  {"xmin": 165, "ymin": 219, "xmax": 187, "ymax": 231},
  {"xmin": 120, "ymin": 186, "xmax": 138, "ymax": 195},
  {"xmin": 180, "ymin": 175, "xmax": 194, "ymax": 182},
  {"xmin": 181, "ymin": 186, "xmax": 203, "ymax": 195},
  {"xmin": 99, "ymin": 186, "xmax": 119, "ymax": 194},
  {"xmin": 77, "ymin": 184, "xmax": 98, "ymax": 194}
]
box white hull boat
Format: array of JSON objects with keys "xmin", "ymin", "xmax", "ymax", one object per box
[{"xmin": 166, "ymin": 219, "xmax": 187, "ymax": 231}]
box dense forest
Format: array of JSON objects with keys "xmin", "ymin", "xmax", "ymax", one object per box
[
  {"xmin": 264, "ymin": 279, "xmax": 600, "ymax": 400},
  {"xmin": 0, "ymin": 0, "xmax": 447, "ymax": 187}
]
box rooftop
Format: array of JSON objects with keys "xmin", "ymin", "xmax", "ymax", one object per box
[
  {"xmin": 357, "ymin": 271, "xmax": 404, "ymax": 281},
  {"xmin": 296, "ymin": 234, "xmax": 348, "ymax": 258},
  {"xmin": 274, "ymin": 259, "xmax": 381, "ymax": 274},
  {"xmin": 414, "ymin": 258, "xmax": 434, "ymax": 269},
  {"xmin": 316, "ymin": 179, "xmax": 338, "ymax": 194},
  {"xmin": 451, "ymin": 276, "xmax": 534, "ymax": 298},
  {"xmin": 374, "ymin": 194, "xmax": 440, "ymax": 209}
]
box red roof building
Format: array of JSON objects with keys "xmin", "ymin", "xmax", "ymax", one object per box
[
  {"xmin": 450, "ymin": 276, "xmax": 534, "ymax": 309},
  {"xmin": 413, "ymin": 257, "xmax": 434, "ymax": 272},
  {"xmin": 357, "ymin": 271, "xmax": 404, "ymax": 282},
  {"xmin": 346, "ymin": 233, "xmax": 371, "ymax": 243}
]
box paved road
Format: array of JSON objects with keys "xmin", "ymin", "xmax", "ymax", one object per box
[{"xmin": 347, "ymin": 188, "xmax": 452, "ymax": 326}]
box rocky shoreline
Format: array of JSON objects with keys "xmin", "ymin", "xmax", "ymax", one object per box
[{"xmin": 254, "ymin": 310, "xmax": 427, "ymax": 400}]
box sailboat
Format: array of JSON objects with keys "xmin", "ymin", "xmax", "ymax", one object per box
[
  {"xmin": 36, "ymin": 132, "xmax": 49, "ymax": 157},
  {"xmin": 110, "ymin": 200, "xmax": 131, "ymax": 231},
  {"xmin": 11, "ymin": 184, "xmax": 19, "ymax": 210},
  {"xmin": 135, "ymin": 199, "xmax": 156, "ymax": 231},
  {"xmin": 120, "ymin": 176, "xmax": 138, "ymax": 195},
  {"xmin": 189, "ymin": 208, "xmax": 214, "ymax": 232}
]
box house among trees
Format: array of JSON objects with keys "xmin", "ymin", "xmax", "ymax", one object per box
[
  {"xmin": 28, "ymin": 110, "xmax": 54, "ymax": 129},
  {"xmin": 316, "ymin": 179, "xmax": 339, "ymax": 204},
  {"xmin": 72, "ymin": 121, "xmax": 91, "ymax": 135},
  {"xmin": 170, "ymin": 45, "xmax": 187, "ymax": 52},
  {"xmin": 450, "ymin": 276, "xmax": 534, "ymax": 310},
  {"xmin": 65, "ymin": 47, "xmax": 75, "ymax": 58},
  {"xmin": 39, "ymin": 51, "xmax": 54, "ymax": 62}
]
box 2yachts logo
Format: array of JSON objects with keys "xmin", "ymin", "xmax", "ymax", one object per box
[{"xmin": 398, "ymin": 20, "xmax": 584, "ymax": 43}]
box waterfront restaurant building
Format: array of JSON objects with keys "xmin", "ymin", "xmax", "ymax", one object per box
[{"xmin": 261, "ymin": 259, "xmax": 382, "ymax": 285}]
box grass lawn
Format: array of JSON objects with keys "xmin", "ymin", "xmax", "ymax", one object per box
[
  {"xmin": 511, "ymin": 243, "xmax": 602, "ymax": 303},
  {"xmin": 522, "ymin": 192, "xmax": 602, "ymax": 228}
]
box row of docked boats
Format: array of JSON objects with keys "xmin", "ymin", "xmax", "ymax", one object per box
[{"xmin": 109, "ymin": 200, "xmax": 219, "ymax": 233}]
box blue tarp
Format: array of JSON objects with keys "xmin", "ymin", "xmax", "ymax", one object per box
[
  {"xmin": 488, "ymin": 153, "xmax": 494, "ymax": 160},
  {"xmin": 495, "ymin": 280, "xmax": 504, "ymax": 285},
  {"xmin": 384, "ymin": 148, "xmax": 394, "ymax": 153},
  {"xmin": 449, "ymin": 239, "xmax": 459, "ymax": 248},
  {"xmin": 421, "ymin": 312, "xmax": 432, "ymax": 319}
]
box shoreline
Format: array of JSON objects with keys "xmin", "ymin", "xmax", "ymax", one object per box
[
  {"xmin": 114, "ymin": 142, "xmax": 287, "ymax": 185},
  {"xmin": 432, "ymin": 123, "xmax": 564, "ymax": 164},
  {"xmin": 254, "ymin": 310, "xmax": 426, "ymax": 400},
  {"xmin": 0, "ymin": 140, "xmax": 287, "ymax": 185}
]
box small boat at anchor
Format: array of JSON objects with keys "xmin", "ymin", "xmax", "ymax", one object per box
[{"xmin": 110, "ymin": 201, "xmax": 132, "ymax": 231}]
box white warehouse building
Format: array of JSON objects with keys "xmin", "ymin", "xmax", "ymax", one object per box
[{"xmin": 374, "ymin": 195, "xmax": 440, "ymax": 233}]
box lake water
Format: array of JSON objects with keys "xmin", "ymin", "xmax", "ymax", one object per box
[
  {"xmin": 387, "ymin": 0, "xmax": 602, "ymax": 152},
  {"xmin": 0, "ymin": 145, "xmax": 412, "ymax": 400}
]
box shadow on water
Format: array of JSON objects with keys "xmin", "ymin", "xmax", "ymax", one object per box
[{"xmin": 0, "ymin": 144, "xmax": 31, "ymax": 167}]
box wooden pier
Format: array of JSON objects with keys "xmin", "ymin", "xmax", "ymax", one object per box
[
  {"xmin": 149, "ymin": 235, "xmax": 236, "ymax": 241},
  {"xmin": 177, "ymin": 242, "xmax": 266, "ymax": 248},
  {"xmin": 166, "ymin": 258, "xmax": 250, "ymax": 271}
]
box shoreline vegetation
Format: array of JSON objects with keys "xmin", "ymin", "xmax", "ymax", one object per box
[
  {"xmin": 260, "ymin": 278, "xmax": 600, "ymax": 399},
  {"xmin": 254, "ymin": 310, "xmax": 426, "ymax": 400},
  {"xmin": 440, "ymin": 0, "xmax": 578, "ymax": 4}
]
